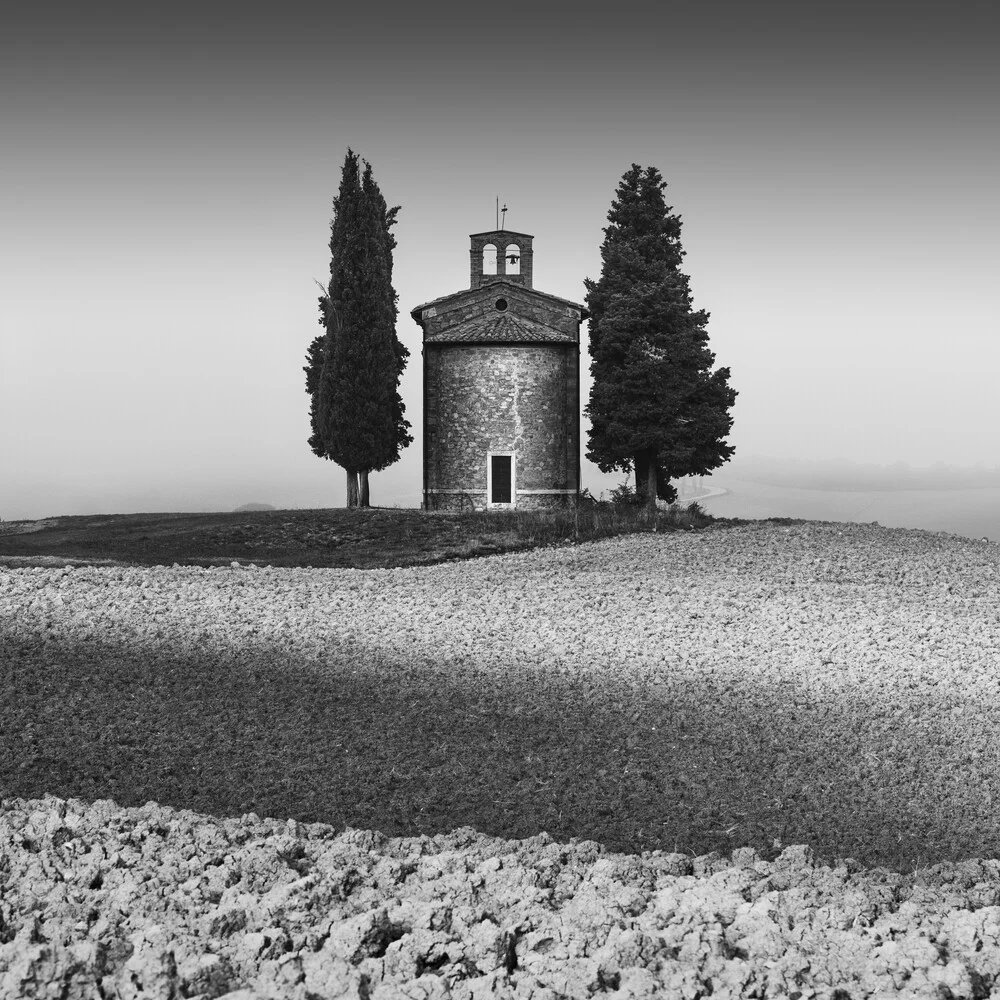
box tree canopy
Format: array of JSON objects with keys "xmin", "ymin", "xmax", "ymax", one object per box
[
  {"xmin": 305, "ymin": 150, "xmax": 412, "ymax": 506},
  {"xmin": 585, "ymin": 164, "xmax": 736, "ymax": 506}
]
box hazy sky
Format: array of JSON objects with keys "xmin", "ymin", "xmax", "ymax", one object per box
[{"xmin": 3, "ymin": 2, "xmax": 997, "ymax": 519}]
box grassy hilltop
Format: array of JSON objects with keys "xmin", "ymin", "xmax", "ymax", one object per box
[{"xmin": 0, "ymin": 502, "xmax": 713, "ymax": 569}]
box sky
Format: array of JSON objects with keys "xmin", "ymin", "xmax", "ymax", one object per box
[{"xmin": 2, "ymin": 1, "xmax": 998, "ymax": 519}]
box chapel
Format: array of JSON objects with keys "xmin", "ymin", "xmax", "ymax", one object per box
[{"xmin": 410, "ymin": 229, "xmax": 588, "ymax": 511}]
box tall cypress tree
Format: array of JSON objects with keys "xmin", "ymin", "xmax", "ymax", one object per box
[
  {"xmin": 305, "ymin": 150, "xmax": 411, "ymax": 507},
  {"xmin": 585, "ymin": 164, "xmax": 737, "ymax": 507}
]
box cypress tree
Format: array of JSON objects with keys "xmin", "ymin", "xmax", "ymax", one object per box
[
  {"xmin": 305, "ymin": 150, "xmax": 412, "ymax": 507},
  {"xmin": 585, "ymin": 164, "xmax": 737, "ymax": 507}
]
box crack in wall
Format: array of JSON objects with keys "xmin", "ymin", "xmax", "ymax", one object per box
[{"xmin": 511, "ymin": 357, "xmax": 525, "ymax": 457}]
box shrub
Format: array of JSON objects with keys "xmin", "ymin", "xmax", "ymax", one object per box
[
  {"xmin": 609, "ymin": 483, "xmax": 642, "ymax": 506},
  {"xmin": 661, "ymin": 501, "xmax": 713, "ymax": 530}
]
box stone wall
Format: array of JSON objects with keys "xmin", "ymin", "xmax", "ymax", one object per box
[
  {"xmin": 426, "ymin": 492, "xmax": 579, "ymax": 513},
  {"xmin": 424, "ymin": 344, "xmax": 579, "ymax": 511}
]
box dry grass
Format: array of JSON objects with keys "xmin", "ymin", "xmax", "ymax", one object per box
[{"xmin": 0, "ymin": 502, "xmax": 714, "ymax": 569}]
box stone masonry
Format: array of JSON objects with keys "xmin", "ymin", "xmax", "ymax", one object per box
[{"xmin": 411, "ymin": 229, "xmax": 588, "ymax": 512}]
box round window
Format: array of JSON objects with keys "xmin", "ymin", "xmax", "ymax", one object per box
[{"xmin": 495, "ymin": 298, "xmax": 508, "ymax": 312}]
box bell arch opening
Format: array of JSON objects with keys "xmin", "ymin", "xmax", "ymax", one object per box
[
  {"xmin": 482, "ymin": 244, "xmax": 498, "ymax": 275},
  {"xmin": 504, "ymin": 244, "xmax": 521, "ymax": 275}
]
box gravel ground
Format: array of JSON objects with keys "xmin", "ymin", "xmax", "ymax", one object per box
[{"xmin": 3, "ymin": 520, "xmax": 1000, "ymax": 996}]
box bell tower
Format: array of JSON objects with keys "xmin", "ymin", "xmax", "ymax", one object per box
[{"xmin": 469, "ymin": 230, "xmax": 534, "ymax": 289}]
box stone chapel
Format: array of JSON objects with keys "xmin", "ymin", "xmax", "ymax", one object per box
[{"xmin": 410, "ymin": 229, "xmax": 589, "ymax": 511}]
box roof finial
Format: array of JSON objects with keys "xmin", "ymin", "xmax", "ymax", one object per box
[{"xmin": 501, "ymin": 203, "xmax": 508, "ymax": 230}]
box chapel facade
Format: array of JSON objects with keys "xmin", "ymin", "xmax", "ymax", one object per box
[{"xmin": 410, "ymin": 229, "xmax": 588, "ymax": 511}]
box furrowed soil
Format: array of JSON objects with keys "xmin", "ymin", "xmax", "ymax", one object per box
[
  {"xmin": 4, "ymin": 513, "xmax": 1000, "ymax": 997},
  {"xmin": 5, "ymin": 796, "xmax": 1000, "ymax": 1000}
]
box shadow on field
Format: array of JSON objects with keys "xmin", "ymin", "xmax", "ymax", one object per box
[{"xmin": 2, "ymin": 626, "xmax": 995, "ymax": 874}]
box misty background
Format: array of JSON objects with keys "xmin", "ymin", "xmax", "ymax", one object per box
[{"xmin": 2, "ymin": 3, "xmax": 998, "ymax": 538}]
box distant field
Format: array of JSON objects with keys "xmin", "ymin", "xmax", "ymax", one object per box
[{"xmin": 700, "ymin": 478, "xmax": 1000, "ymax": 542}]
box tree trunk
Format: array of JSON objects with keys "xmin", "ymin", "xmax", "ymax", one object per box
[
  {"xmin": 346, "ymin": 469, "xmax": 359, "ymax": 508},
  {"xmin": 634, "ymin": 453, "xmax": 648, "ymax": 503},
  {"xmin": 358, "ymin": 469, "xmax": 370, "ymax": 508},
  {"xmin": 635, "ymin": 452, "xmax": 658, "ymax": 510},
  {"xmin": 645, "ymin": 455, "xmax": 659, "ymax": 511}
]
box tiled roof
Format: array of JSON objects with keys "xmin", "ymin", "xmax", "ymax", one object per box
[
  {"xmin": 424, "ymin": 313, "xmax": 576, "ymax": 344},
  {"xmin": 410, "ymin": 281, "xmax": 588, "ymax": 320}
]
